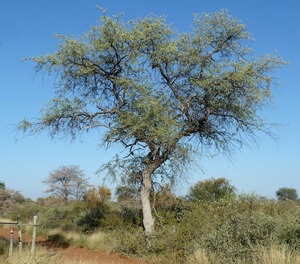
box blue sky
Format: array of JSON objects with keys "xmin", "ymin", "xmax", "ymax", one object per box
[{"xmin": 0, "ymin": 0, "xmax": 299, "ymax": 200}]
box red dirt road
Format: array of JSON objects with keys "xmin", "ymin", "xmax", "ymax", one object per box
[{"xmin": 0, "ymin": 227, "xmax": 147, "ymax": 264}]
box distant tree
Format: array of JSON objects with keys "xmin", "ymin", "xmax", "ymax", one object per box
[
  {"xmin": 43, "ymin": 165, "xmax": 90, "ymax": 203},
  {"xmin": 276, "ymin": 187, "xmax": 298, "ymax": 202},
  {"xmin": 0, "ymin": 181, "xmax": 5, "ymax": 190},
  {"xmin": 19, "ymin": 10, "xmax": 286, "ymax": 234},
  {"xmin": 188, "ymin": 177, "xmax": 236, "ymax": 202}
]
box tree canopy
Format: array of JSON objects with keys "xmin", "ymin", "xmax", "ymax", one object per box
[
  {"xmin": 19, "ymin": 10, "xmax": 285, "ymax": 233},
  {"xmin": 43, "ymin": 165, "xmax": 90, "ymax": 203},
  {"xmin": 276, "ymin": 187, "xmax": 299, "ymax": 202},
  {"xmin": 0, "ymin": 181, "xmax": 5, "ymax": 190},
  {"xmin": 189, "ymin": 178, "xmax": 236, "ymax": 202}
]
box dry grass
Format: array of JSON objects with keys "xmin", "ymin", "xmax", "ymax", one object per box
[
  {"xmin": 46, "ymin": 229, "xmax": 116, "ymax": 252},
  {"xmin": 187, "ymin": 248, "xmax": 220, "ymax": 264},
  {"xmin": 255, "ymin": 245, "xmax": 300, "ymax": 264},
  {"xmin": 187, "ymin": 245, "xmax": 300, "ymax": 264},
  {"xmin": 0, "ymin": 247, "xmax": 60, "ymax": 264}
]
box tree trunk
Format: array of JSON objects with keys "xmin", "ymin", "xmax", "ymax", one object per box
[{"xmin": 140, "ymin": 168, "xmax": 155, "ymax": 234}]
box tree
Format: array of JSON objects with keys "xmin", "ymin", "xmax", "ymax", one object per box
[
  {"xmin": 188, "ymin": 177, "xmax": 236, "ymax": 202},
  {"xmin": 19, "ymin": 10, "xmax": 285, "ymax": 234},
  {"xmin": 0, "ymin": 181, "xmax": 5, "ymax": 190},
  {"xmin": 276, "ymin": 187, "xmax": 298, "ymax": 202},
  {"xmin": 43, "ymin": 165, "xmax": 90, "ymax": 203}
]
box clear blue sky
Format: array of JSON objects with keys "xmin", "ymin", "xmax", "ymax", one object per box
[{"xmin": 1, "ymin": 0, "xmax": 299, "ymax": 200}]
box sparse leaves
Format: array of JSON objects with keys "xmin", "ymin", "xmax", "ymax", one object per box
[{"xmin": 43, "ymin": 165, "xmax": 90, "ymax": 203}]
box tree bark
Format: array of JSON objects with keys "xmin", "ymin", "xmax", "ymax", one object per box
[{"xmin": 140, "ymin": 168, "xmax": 155, "ymax": 234}]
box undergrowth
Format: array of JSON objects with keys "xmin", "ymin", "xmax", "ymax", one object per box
[{"xmin": 4, "ymin": 188, "xmax": 300, "ymax": 263}]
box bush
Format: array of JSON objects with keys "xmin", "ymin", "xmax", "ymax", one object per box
[
  {"xmin": 38, "ymin": 201, "xmax": 86, "ymax": 232},
  {"xmin": 204, "ymin": 213, "xmax": 277, "ymax": 263},
  {"xmin": 77, "ymin": 205, "xmax": 107, "ymax": 232},
  {"xmin": 11, "ymin": 187, "xmax": 300, "ymax": 264},
  {"xmin": 188, "ymin": 178, "xmax": 236, "ymax": 203},
  {"xmin": 277, "ymin": 211, "xmax": 300, "ymax": 250},
  {"xmin": 0, "ymin": 188, "xmax": 31, "ymax": 219}
]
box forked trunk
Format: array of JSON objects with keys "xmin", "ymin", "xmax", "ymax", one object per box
[{"xmin": 140, "ymin": 169, "xmax": 155, "ymax": 234}]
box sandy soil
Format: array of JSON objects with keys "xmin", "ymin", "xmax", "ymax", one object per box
[{"xmin": 0, "ymin": 227, "xmax": 147, "ymax": 264}]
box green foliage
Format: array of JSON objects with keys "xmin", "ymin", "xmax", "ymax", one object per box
[
  {"xmin": 0, "ymin": 181, "xmax": 5, "ymax": 190},
  {"xmin": 276, "ymin": 187, "xmax": 299, "ymax": 202},
  {"xmin": 0, "ymin": 188, "xmax": 31, "ymax": 219},
  {"xmin": 38, "ymin": 201, "xmax": 86, "ymax": 232},
  {"xmin": 9, "ymin": 201, "xmax": 39, "ymax": 223},
  {"xmin": 8, "ymin": 186, "xmax": 300, "ymax": 264},
  {"xmin": 276, "ymin": 210, "xmax": 300, "ymax": 250},
  {"xmin": 19, "ymin": 9, "xmax": 286, "ymax": 233},
  {"xmin": 77, "ymin": 204, "xmax": 108, "ymax": 232},
  {"xmin": 204, "ymin": 213, "xmax": 277, "ymax": 263},
  {"xmin": 188, "ymin": 178, "xmax": 236, "ymax": 202}
]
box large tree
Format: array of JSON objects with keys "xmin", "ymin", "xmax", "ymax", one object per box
[
  {"xmin": 19, "ymin": 10, "xmax": 285, "ymax": 234},
  {"xmin": 43, "ymin": 165, "xmax": 89, "ymax": 203}
]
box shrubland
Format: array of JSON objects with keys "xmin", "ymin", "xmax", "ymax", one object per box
[{"xmin": 2, "ymin": 179, "xmax": 300, "ymax": 263}]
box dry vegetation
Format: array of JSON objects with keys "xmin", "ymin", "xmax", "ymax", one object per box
[{"xmin": 2, "ymin": 179, "xmax": 300, "ymax": 263}]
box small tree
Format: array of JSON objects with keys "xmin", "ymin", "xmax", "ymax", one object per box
[
  {"xmin": 188, "ymin": 177, "xmax": 236, "ymax": 202},
  {"xmin": 43, "ymin": 165, "xmax": 89, "ymax": 203},
  {"xmin": 276, "ymin": 187, "xmax": 298, "ymax": 202}
]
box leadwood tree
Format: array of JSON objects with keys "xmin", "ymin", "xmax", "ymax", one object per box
[
  {"xmin": 19, "ymin": 10, "xmax": 285, "ymax": 234},
  {"xmin": 43, "ymin": 165, "xmax": 89, "ymax": 203}
]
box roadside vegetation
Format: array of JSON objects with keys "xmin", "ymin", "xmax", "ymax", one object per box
[{"xmin": 1, "ymin": 178, "xmax": 300, "ymax": 263}]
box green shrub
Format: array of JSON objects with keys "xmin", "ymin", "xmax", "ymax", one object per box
[
  {"xmin": 188, "ymin": 178, "xmax": 236, "ymax": 203},
  {"xmin": 15, "ymin": 189, "xmax": 300, "ymax": 263},
  {"xmin": 77, "ymin": 205, "xmax": 107, "ymax": 232},
  {"xmin": 277, "ymin": 211, "xmax": 300, "ymax": 250},
  {"xmin": 204, "ymin": 213, "xmax": 277, "ymax": 263},
  {"xmin": 38, "ymin": 201, "xmax": 86, "ymax": 232}
]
